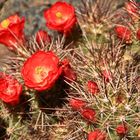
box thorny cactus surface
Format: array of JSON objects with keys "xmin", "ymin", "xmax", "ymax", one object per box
[{"xmin": 0, "ymin": 0, "xmax": 139, "ymax": 140}]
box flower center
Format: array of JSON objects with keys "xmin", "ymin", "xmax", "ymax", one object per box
[
  {"xmin": 6, "ymin": 88, "xmax": 14, "ymax": 95},
  {"xmin": 56, "ymin": 12, "xmax": 63, "ymax": 18},
  {"xmin": 35, "ymin": 66, "xmax": 44, "ymax": 75},
  {"xmin": 1, "ymin": 19, "xmax": 10, "ymax": 28},
  {"xmin": 35, "ymin": 66, "xmax": 50, "ymax": 83}
]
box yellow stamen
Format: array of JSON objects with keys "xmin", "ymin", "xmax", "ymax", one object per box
[
  {"xmin": 1, "ymin": 19, "xmax": 10, "ymax": 28},
  {"xmin": 35, "ymin": 66, "xmax": 50, "ymax": 83},
  {"xmin": 56, "ymin": 12, "xmax": 63, "ymax": 18},
  {"xmin": 35, "ymin": 66, "xmax": 44, "ymax": 75}
]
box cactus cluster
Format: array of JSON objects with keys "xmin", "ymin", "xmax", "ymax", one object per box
[{"xmin": 0, "ymin": 0, "xmax": 139, "ymax": 140}]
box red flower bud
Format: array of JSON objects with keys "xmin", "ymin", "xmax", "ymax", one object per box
[
  {"xmin": 80, "ymin": 108, "xmax": 96, "ymax": 122},
  {"xmin": 116, "ymin": 124, "xmax": 128, "ymax": 136},
  {"xmin": 35, "ymin": 30, "xmax": 51, "ymax": 45},
  {"xmin": 88, "ymin": 130, "xmax": 106, "ymax": 140},
  {"xmin": 44, "ymin": 1, "xmax": 77, "ymax": 33},
  {"xmin": 87, "ymin": 81, "xmax": 100, "ymax": 95},
  {"xmin": 61, "ymin": 59, "xmax": 77, "ymax": 83},
  {"xmin": 69, "ymin": 98, "xmax": 86, "ymax": 110},
  {"xmin": 125, "ymin": 2, "xmax": 140, "ymax": 21},
  {"xmin": 115, "ymin": 25, "xmax": 131, "ymax": 42},
  {"xmin": 136, "ymin": 29, "xmax": 140, "ymax": 40},
  {"xmin": 0, "ymin": 73, "xmax": 22, "ymax": 106}
]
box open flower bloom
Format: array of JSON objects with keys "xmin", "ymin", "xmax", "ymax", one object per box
[
  {"xmin": 44, "ymin": 1, "xmax": 76, "ymax": 33},
  {"xmin": 21, "ymin": 51, "xmax": 62, "ymax": 91},
  {"xmin": 69, "ymin": 98, "xmax": 86, "ymax": 110},
  {"xmin": 80, "ymin": 108, "xmax": 96, "ymax": 122},
  {"xmin": 88, "ymin": 129, "xmax": 106, "ymax": 140},
  {"xmin": 0, "ymin": 73, "xmax": 22, "ymax": 106},
  {"xmin": 88, "ymin": 130, "xmax": 106, "ymax": 140},
  {"xmin": 87, "ymin": 81, "xmax": 100, "ymax": 95},
  {"xmin": 35, "ymin": 30, "xmax": 51, "ymax": 45},
  {"xmin": 136, "ymin": 28, "xmax": 140, "ymax": 40},
  {"xmin": 116, "ymin": 124, "xmax": 128, "ymax": 136},
  {"xmin": 125, "ymin": 1, "xmax": 140, "ymax": 21},
  {"xmin": 114, "ymin": 25, "xmax": 131, "ymax": 42},
  {"xmin": 0, "ymin": 14, "xmax": 25, "ymax": 50}
]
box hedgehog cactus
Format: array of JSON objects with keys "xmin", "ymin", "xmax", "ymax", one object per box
[
  {"xmin": 68, "ymin": 34, "xmax": 140, "ymax": 139},
  {"xmin": 0, "ymin": 0, "xmax": 140, "ymax": 139},
  {"xmin": 66, "ymin": 0, "xmax": 140, "ymax": 139}
]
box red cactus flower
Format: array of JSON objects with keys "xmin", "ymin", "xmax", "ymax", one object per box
[
  {"xmin": 21, "ymin": 51, "xmax": 62, "ymax": 91},
  {"xmin": 0, "ymin": 73, "xmax": 22, "ymax": 106},
  {"xmin": 115, "ymin": 25, "xmax": 131, "ymax": 42},
  {"xmin": 69, "ymin": 98, "xmax": 86, "ymax": 110},
  {"xmin": 125, "ymin": 1, "xmax": 140, "ymax": 21},
  {"xmin": 44, "ymin": 1, "xmax": 76, "ymax": 33},
  {"xmin": 87, "ymin": 81, "xmax": 99, "ymax": 95},
  {"xmin": 35, "ymin": 30, "xmax": 51, "ymax": 45},
  {"xmin": 88, "ymin": 129, "xmax": 106, "ymax": 140},
  {"xmin": 0, "ymin": 14, "xmax": 25, "ymax": 50},
  {"xmin": 80, "ymin": 108, "xmax": 96, "ymax": 122},
  {"xmin": 116, "ymin": 124, "xmax": 128, "ymax": 136},
  {"xmin": 102, "ymin": 70, "xmax": 112, "ymax": 82},
  {"xmin": 61, "ymin": 59, "xmax": 77, "ymax": 83},
  {"xmin": 136, "ymin": 28, "xmax": 140, "ymax": 40}
]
